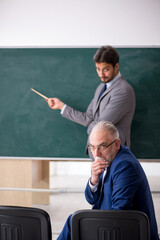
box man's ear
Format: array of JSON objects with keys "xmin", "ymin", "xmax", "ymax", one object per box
[
  {"xmin": 116, "ymin": 139, "xmax": 121, "ymax": 150},
  {"xmin": 114, "ymin": 63, "xmax": 119, "ymax": 71}
]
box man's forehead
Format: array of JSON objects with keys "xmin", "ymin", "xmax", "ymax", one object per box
[
  {"xmin": 90, "ymin": 129, "xmax": 110, "ymax": 143},
  {"xmin": 95, "ymin": 62, "xmax": 111, "ymax": 68}
]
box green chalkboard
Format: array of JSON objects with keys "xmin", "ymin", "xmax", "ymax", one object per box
[{"xmin": 0, "ymin": 48, "xmax": 160, "ymax": 159}]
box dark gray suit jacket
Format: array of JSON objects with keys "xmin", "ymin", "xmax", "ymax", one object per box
[{"xmin": 62, "ymin": 75, "xmax": 135, "ymax": 148}]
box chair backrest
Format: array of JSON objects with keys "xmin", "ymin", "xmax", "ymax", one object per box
[
  {"xmin": 0, "ymin": 206, "xmax": 52, "ymax": 240},
  {"xmin": 71, "ymin": 209, "xmax": 150, "ymax": 240}
]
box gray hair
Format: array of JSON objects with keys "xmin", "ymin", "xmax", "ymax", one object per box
[{"xmin": 91, "ymin": 121, "xmax": 119, "ymax": 139}]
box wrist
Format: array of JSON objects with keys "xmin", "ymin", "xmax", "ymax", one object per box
[
  {"xmin": 90, "ymin": 176, "xmax": 99, "ymax": 186},
  {"xmin": 59, "ymin": 102, "xmax": 65, "ymax": 110}
]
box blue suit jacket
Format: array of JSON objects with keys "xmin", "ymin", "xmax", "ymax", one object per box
[{"xmin": 85, "ymin": 145, "xmax": 159, "ymax": 240}]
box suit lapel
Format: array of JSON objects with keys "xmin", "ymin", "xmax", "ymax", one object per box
[{"xmin": 93, "ymin": 77, "xmax": 124, "ymax": 115}]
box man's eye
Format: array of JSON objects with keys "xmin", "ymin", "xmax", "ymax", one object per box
[
  {"xmin": 100, "ymin": 145, "xmax": 107, "ymax": 150},
  {"xmin": 90, "ymin": 146, "xmax": 95, "ymax": 150}
]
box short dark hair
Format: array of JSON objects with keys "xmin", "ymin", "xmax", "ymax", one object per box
[{"xmin": 93, "ymin": 45, "xmax": 119, "ymax": 67}]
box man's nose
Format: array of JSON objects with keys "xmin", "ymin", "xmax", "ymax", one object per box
[
  {"xmin": 94, "ymin": 148, "xmax": 102, "ymax": 157},
  {"xmin": 99, "ymin": 70, "xmax": 105, "ymax": 76}
]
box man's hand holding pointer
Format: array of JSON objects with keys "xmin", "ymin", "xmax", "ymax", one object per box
[{"xmin": 47, "ymin": 98, "xmax": 65, "ymax": 110}]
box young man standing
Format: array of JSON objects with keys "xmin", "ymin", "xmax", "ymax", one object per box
[{"xmin": 47, "ymin": 46, "xmax": 135, "ymax": 157}]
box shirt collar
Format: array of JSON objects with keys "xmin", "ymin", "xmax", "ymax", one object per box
[{"xmin": 106, "ymin": 72, "xmax": 121, "ymax": 89}]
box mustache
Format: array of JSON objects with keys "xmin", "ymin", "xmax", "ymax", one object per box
[{"xmin": 100, "ymin": 77, "xmax": 108, "ymax": 82}]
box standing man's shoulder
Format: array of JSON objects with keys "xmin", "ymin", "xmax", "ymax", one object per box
[
  {"xmin": 112, "ymin": 75, "xmax": 135, "ymax": 99},
  {"xmin": 118, "ymin": 75, "xmax": 135, "ymax": 92}
]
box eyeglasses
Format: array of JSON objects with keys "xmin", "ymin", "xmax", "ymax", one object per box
[{"xmin": 88, "ymin": 139, "xmax": 117, "ymax": 152}]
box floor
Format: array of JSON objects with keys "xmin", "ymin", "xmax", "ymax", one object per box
[{"xmin": 33, "ymin": 174, "xmax": 160, "ymax": 240}]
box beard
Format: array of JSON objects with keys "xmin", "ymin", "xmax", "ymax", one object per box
[
  {"xmin": 100, "ymin": 71, "xmax": 116, "ymax": 83},
  {"xmin": 100, "ymin": 76, "xmax": 111, "ymax": 83}
]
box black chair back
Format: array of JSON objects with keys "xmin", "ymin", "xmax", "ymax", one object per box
[
  {"xmin": 71, "ymin": 210, "xmax": 150, "ymax": 240},
  {"xmin": 0, "ymin": 206, "xmax": 52, "ymax": 240}
]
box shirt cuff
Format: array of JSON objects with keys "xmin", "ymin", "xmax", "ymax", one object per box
[
  {"xmin": 61, "ymin": 104, "xmax": 67, "ymax": 114},
  {"xmin": 89, "ymin": 178, "xmax": 98, "ymax": 192}
]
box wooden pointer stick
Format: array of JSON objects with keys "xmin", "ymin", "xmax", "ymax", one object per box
[{"xmin": 31, "ymin": 88, "xmax": 48, "ymax": 100}]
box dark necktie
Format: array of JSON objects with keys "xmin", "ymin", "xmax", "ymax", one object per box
[{"xmin": 98, "ymin": 84, "xmax": 106, "ymax": 100}]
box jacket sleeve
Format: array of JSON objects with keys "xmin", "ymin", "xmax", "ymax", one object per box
[
  {"xmin": 61, "ymin": 98, "xmax": 94, "ymax": 127},
  {"xmin": 85, "ymin": 177, "xmax": 102, "ymax": 208},
  {"xmin": 61, "ymin": 84, "xmax": 101, "ymax": 127}
]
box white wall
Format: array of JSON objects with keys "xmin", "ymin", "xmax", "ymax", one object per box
[
  {"xmin": 0, "ymin": 0, "xmax": 160, "ymax": 47},
  {"xmin": 51, "ymin": 162, "xmax": 160, "ymax": 177}
]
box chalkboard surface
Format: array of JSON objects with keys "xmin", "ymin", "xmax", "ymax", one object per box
[{"xmin": 0, "ymin": 48, "xmax": 160, "ymax": 159}]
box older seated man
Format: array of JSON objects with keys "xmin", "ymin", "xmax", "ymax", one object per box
[{"xmin": 57, "ymin": 121, "xmax": 159, "ymax": 240}]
